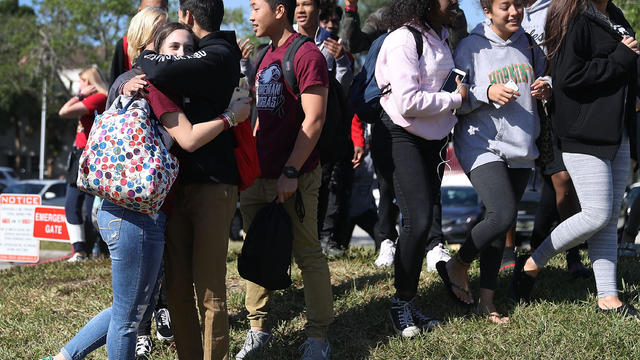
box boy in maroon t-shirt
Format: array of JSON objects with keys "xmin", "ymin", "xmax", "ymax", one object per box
[{"xmin": 236, "ymin": 0, "xmax": 333, "ymax": 358}]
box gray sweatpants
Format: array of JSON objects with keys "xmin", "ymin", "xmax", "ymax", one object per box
[{"xmin": 532, "ymin": 136, "xmax": 629, "ymax": 298}]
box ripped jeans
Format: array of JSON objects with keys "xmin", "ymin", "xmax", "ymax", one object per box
[{"xmin": 61, "ymin": 201, "xmax": 166, "ymax": 360}]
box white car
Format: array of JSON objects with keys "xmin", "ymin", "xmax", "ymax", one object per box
[{"xmin": 2, "ymin": 180, "xmax": 67, "ymax": 207}]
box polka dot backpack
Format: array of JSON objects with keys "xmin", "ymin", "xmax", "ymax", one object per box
[{"xmin": 77, "ymin": 94, "xmax": 179, "ymax": 214}]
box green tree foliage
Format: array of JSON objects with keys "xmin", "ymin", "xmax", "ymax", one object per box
[
  {"xmin": 223, "ymin": 7, "xmax": 260, "ymax": 47},
  {"xmin": 0, "ymin": 0, "xmax": 41, "ymax": 170},
  {"xmin": 618, "ymin": 0, "xmax": 639, "ymax": 33},
  {"xmin": 35, "ymin": 0, "xmax": 136, "ymax": 78}
]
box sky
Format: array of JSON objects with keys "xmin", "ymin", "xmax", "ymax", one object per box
[
  {"xmin": 224, "ymin": 0, "xmax": 487, "ymax": 31},
  {"xmin": 18, "ymin": 0, "xmax": 488, "ymax": 36}
]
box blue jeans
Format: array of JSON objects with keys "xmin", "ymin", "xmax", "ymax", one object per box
[{"xmin": 61, "ymin": 201, "xmax": 166, "ymax": 360}]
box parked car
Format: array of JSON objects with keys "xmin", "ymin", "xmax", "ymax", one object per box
[
  {"xmin": 441, "ymin": 173, "xmax": 484, "ymax": 244},
  {"xmin": 617, "ymin": 182, "xmax": 640, "ymax": 236},
  {"xmin": 1, "ymin": 180, "xmax": 67, "ymax": 206},
  {"xmin": 514, "ymin": 171, "xmax": 543, "ymax": 242},
  {"xmin": 0, "ymin": 167, "xmax": 19, "ymax": 188}
]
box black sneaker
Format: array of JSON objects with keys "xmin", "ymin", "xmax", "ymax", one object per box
[
  {"xmin": 154, "ymin": 308, "xmax": 174, "ymax": 342},
  {"xmin": 135, "ymin": 335, "xmax": 153, "ymax": 359},
  {"xmin": 389, "ymin": 296, "xmax": 421, "ymax": 338},
  {"xmin": 408, "ymin": 298, "xmax": 440, "ymax": 332},
  {"xmin": 499, "ymin": 246, "xmax": 516, "ymax": 272}
]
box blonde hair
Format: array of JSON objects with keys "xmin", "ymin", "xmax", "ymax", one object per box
[
  {"xmin": 127, "ymin": 6, "xmax": 169, "ymax": 64},
  {"xmin": 79, "ymin": 67, "xmax": 108, "ymax": 95}
]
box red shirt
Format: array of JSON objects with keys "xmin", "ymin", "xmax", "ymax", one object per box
[
  {"xmin": 254, "ymin": 33, "xmax": 329, "ymax": 179},
  {"xmin": 145, "ymin": 83, "xmax": 182, "ymax": 217},
  {"xmin": 145, "ymin": 83, "xmax": 182, "ymax": 119},
  {"xmin": 75, "ymin": 93, "xmax": 107, "ymax": 148}
]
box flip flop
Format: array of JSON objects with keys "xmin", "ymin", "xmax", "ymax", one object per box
[
  {"xmin": 485, "ymin": 311, "xmax": 510, "ymax": 325},
  {"xmin": 436, "ymin": 260, "xmax": 474, "ymax": 307}
]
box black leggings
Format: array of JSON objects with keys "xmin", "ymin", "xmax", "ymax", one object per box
[
  {"xmin": 380, "ymin": 115, "xmax": 446, "ymax": 294},
  {"xmin": 370, "ymin": 118, "xmax": 446, "ymax": 252},
  {"xmin": 458, "ymin": 162, "xmax": 530, "ymax": 290},
  {"xmin": 371, "ymin": 119, "xmax": 400, "ymax": 247}
]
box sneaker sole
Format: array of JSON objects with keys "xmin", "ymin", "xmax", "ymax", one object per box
[
  {"xmin": 156, "ymin": 332, "xmax": 174, "ymax": 342},
  {"xmin": 388, "ymin": 312, "xmax": 420, "ymax": 338}
]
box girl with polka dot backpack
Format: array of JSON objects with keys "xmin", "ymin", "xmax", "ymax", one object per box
[{"xmin": 77, "ymin": 93, "xmax": 179, "ymax": 214}]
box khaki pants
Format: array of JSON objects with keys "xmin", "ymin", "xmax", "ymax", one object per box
[
  {"xmin": 240, "ymin": 167, "xmax": 333, "ymax": 339},
  {"xmin": 164, "ymin": 182, "xmax": 238, "ymax": 360}
]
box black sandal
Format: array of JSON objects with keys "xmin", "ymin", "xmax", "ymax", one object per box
[
  {"xmin": 508, "ymin": 255, "xmax": 536, "ymax": 303},
  {"xmin": 436, "ymin": 260, "xmax": 474, "ymax": 307}
]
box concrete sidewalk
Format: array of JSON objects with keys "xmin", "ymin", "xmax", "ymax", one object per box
[{"xmin": 0, "ymin": 249, "xmax": 71, "ymax": 271}]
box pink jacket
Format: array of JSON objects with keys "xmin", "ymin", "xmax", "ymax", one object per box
[{"xmin": 376, "ymin": 24, "xmax": 461, "ymax": 140}]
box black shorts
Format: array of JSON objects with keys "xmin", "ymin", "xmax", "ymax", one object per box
[{"xmin": 541, "ymin": 138, "xmax": 566, "ymax": 176}]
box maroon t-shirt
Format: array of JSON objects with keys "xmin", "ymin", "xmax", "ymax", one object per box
[
  {"xmin": 145, "ymin": 83, "xmax": 182, "ymax": 216},
  {"xmin": 254, "ymin": 33, "xmax": 329, "ymax": 179},
  {"xmin": 145, "ymin": 83, "xmax": 182, "ymax": 118},
  {"xmin": 75, "ymin": 93, "xmax": 107, "ymax": 148}
]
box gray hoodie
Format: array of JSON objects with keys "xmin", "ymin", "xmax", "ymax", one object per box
[
  {"xmin": 521, "ymin": 0, "xmax": 550, "ymax": 46},
  {"xmin": 453, "ymin": 22, "xmax": 547, "ymax": 173}
]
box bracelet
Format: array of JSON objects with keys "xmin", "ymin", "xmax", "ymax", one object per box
[
  {"xmin": 76, "ymin": 92, "xmax": 86, "ymax": 101},
  {"xmin": 226, "ymin": 108, "xmax": 239, "ymax": 127},
  {"xmin": 221, "ymin": 111, "xmax": 234, "ymax": 129}
]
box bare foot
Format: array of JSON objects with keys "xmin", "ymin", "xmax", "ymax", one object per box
[
  {"xmin": 523, "ymin": 256, "xmax": 542, "ymax": 277},
  {"xmin": 598, "ymin": 296, "xmax": 623, "ymax": 310},
  {"xmin": 478, "ymin": 289, "xmax": 509, "ymax": 324},
  {"xmin": 445, "ymin": 257, "xmax": 474, "ymax": 304}
]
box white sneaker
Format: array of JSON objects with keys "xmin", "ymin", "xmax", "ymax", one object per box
[
  {"xmin": 375, "ymin": 240, "xmax": 396, "ymax": 267},
  {"xmin": 426, "ymin": 243, "xmax": 451, "ymax": 272},
  {"xmin": 68, "ymin": 252, "xmax": 88, "ymax": 263}
]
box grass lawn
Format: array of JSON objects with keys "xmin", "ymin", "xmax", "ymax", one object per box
[{"xmin": 2, "ymin": 244, "xmax": 640, "ymax": 359}]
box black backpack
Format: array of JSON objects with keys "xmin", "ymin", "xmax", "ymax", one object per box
[
  {"xmin": 348, "ymin": 25, "xmax": 424, "ymax": 124},
  {"xmin": 238, "ymin": 200, "xmax": 293, "ymax": 290},
  {"xmin": 251, "ymin": 35, "xmax": 353, "ymax": 164},
  {"xmin": 237, "ymin": 192, "xmax": 305, "ymax": 290}
]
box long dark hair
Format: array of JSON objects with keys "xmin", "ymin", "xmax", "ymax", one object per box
[
  {"xmin": 152, "ymin": 22, "xmax": 196, "ymax": 53},
  {"xmin": 542, "ymin": 0, "xmax": 588, "ymax": 63},
  {"xmin": 385, "ymin": 0, "xmax": 439, "ymax": 31}
]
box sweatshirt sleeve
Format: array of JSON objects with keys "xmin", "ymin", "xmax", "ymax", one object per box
[
  {"xmin": 334, "ymin": 53, "xmax": 353, "ymax": 93},
  {"xmin": 382, "ymin": 33, "xmax": 462, "ymax": 118},
  {"xmin": 340, "ymin": 7, "xmax": 387, "ymax": 54},
  {"xmin": 137, "ymin": 49, "xmax": 236, "ymax": 98},
  {"xmin": 554, "ymin": 17, "xmax": 637, "ymax": 92},
  {"xmin": 454, "ymin": 43, "xmax": 489, "ymax": 115}
]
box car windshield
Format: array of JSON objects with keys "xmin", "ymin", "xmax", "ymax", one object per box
[
  {"xmin": 442, "ymin": 187, "xmax": 478, "ymax": 207},
  {"xmin": 2, "ymin": 183, "xmax": 45, "ymax": 194}
]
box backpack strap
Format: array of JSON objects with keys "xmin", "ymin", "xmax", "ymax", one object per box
[
  {"xmin": 282, "ymin": 35, "xmax": 314, "ymax": 99},
  {"xmin": 249, "ymin": 34, "xmax": 314, "ymax": 100},
  {"xmin": 524, "ymin": 32, "xmax": 536, "ymax": 72},
  {"xmin": 380, "ymin": 26, "xmax": 424, "ymax": 95},
  {"xmin": 404, "ymin": 25, "xmax": 424, "ymax": 60},
  {"xmin": 249, "ymin": 44, "xmax": 270, "ymax": 89}
]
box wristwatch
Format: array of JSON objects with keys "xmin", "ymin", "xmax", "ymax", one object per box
[{"xmin": 282, "ymin": 166, "xmax": 300, "ymax": 179}]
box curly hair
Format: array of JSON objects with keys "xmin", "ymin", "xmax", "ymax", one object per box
[{"xmin": 385, "ymin": 0, "xmax": 440, "ymax": 31}]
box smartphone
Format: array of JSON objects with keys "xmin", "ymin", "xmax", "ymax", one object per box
[
  {"xmin": 504, "ymin": 79, "xmax": 519, "ymax": 94},
  {"xmin": 230, "ymin": 86, "xmax": 250, "ymax": 104},
  {"xmin": 440, "ymin": 68, "xmax": 467, "ymax": 93},
  {"xmin": 328, "ymin": 33, "xmax": 339, "ymax": 41}
]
